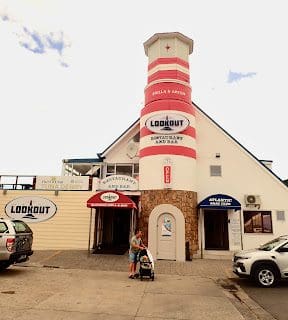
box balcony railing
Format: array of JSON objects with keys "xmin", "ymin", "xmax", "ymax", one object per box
[{"xmin": 0, "ymin": 175, "xmax": 36, "ymax": 190}]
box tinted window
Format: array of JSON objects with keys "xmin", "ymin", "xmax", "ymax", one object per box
[
  {"xmin": 0, "ymin": 222, "xmax": 8, "ymax": 233},
  {"xmin": 244, "ymin": 211, "xmax": 272, "ymax": 233},
  {"xmin": 13, "ymin": 221, "xmax": 32, "ymax": 233}
]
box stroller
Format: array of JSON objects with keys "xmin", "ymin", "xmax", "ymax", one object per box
[{"xmin": 138, "ymin": 248, "xmax": 155, "ymax": 281}]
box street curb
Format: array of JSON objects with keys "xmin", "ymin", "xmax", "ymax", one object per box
[
  {"xmin": 218, "ymin": 278, "xmax": 276, "ymax": 320},
  {"xmin": 233, "ymin": 284, "xmax": 276, "ymax": 320}
]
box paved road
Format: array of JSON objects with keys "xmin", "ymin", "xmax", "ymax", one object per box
[
  {"xmin": 0, "ymin": 265, "xmax": 248, "ymax": 320},
  {"xmin": 232, "ymin": 277, "xmax": 288, "ymax": 320}
]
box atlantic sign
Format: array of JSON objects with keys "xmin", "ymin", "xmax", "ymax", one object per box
[
  {"xmin": 5, "ymin": 196, "xmax": 57, "ymax": 223},
  {"xmin": 145, "ymin": 113, "xmax": 189, "ymax": 134},
  {"xmin": 198, "ymin": 194, "xmax": 241, "ymax": 210}
]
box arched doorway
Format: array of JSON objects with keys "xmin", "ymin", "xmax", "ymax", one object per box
[{"xmin": 148, "ymin": 204, "xmax": 185, "ymax": 261}]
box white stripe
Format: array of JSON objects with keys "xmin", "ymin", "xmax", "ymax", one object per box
[
  {"xmin": 148, "ymin": 64, "xmax": 189, "ymax": 77},
  {"xmin": 145, "ymin": 79, "xmax": 191, "ymax": 90},
  {"xmin": 140, "ymin": 134, "xmax": 196, "ymax": 150}
]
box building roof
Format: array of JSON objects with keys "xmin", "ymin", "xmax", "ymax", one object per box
[
  {"xmin": 143, "ymin": 32, "xmax": 193, "ymax": 56},
  {"xmin": 63, "ymin": 102, "xmax": 287, "ymax": 187}
]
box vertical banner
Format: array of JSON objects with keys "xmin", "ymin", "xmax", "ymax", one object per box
[
  {"xmin": 163, "ymin": 158, "xmax": 172, "ymax": 188},
  {"xmin": 164, "ymin": 166, "xmax": 171, "ymax": 184}
]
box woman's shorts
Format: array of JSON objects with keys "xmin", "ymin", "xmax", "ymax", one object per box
[{"xmin": 129, "ymin": 252, "xmax": 138, "ymax": 263}]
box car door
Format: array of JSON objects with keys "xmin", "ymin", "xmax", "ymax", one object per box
[
  {"xmin": 275, "ymin": 242, "xmax": 288, "ymax": 278},
  {"xmin": 0, "ymin": 221, "xmax": 9, "ymax": 259},
  {"xmin": 13, "ymin": 221, "xmax": 33, "ymax": 253}
]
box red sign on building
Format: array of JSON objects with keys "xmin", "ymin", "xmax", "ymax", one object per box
[{"xmin": 164, "ymin": 165, "xmax": 171, "ymax": 184}]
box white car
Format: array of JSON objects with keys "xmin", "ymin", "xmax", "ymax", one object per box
[
  {"xmin": 233, "ymin": 235, "xmax": 288, "ymax": 287},
  {"xmin": 0, "ymin": 218, "xmax": 33, "ymax": 270}
]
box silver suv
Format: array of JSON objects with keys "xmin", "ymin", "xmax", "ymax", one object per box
[
  {"xmin": 233, "ymin": 236, "xmax": 288, "ymax": 287},
  {"xmin": 0, "ymin": 218, "xmax": 33, "ymax": 270}
]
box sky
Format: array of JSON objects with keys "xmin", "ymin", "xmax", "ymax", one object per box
[{"xmin": 0, "ymin": 0, "xmax": 288, "ymax": 179}]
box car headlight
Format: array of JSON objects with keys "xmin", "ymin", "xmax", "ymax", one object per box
[{"xmin": 233, "ymin": 256, "xmax": 251, "ymax": 262}]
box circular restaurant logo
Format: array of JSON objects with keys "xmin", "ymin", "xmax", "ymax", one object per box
[
  {"xmin": 145, "ymin": 113, "xmax": 189, "ymax": 134},
  {"xmin": 100, "ymin": 192, "xmax": 119, "ymax": 203}
]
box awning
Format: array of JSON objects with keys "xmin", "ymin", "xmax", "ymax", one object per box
[
  {"xmin": 87, "ymin": 191, "xmax": 137, "ymax": 209},
  {"xmin": 198, "ymin": 194, "xmax": 241, "ymax": 210}
]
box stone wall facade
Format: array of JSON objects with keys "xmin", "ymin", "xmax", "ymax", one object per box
[{"xmin": 139, "ymin": 190, "xmax": 198, "ymax": 258}]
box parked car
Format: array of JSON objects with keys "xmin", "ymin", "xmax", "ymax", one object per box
[
  {"xmin": 233, "ymin": 235, "xmax": 288, "ymax": 287},
  {"xmin": 0, "ymin": 218, "xmax": 33, "ymax": 270}
]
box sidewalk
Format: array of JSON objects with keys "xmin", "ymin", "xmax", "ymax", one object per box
[
  {"xmin": 21, "ymin": 250, "xmax": 275, "ymax": 320},
  {"xmin": 25, "ymin": 250, "xmax": 234, "ymax": 278}
]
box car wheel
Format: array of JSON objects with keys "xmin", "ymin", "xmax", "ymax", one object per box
[
  {"xmin": 0, "ymin": 261, "xmax": 11, "ymax": 271},
  {"xmin": 254, "ymin": 265, "xmax": 278, "ymax": 288}
]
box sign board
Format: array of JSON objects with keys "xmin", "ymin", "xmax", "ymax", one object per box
[
  {"xmin": 5, "ymin": 196, "xmax": 57, "ymax": 223},
  {"xmin": 36, "ymin": 176, "xmax": 89, "ymax": 190},
  {"xmin": 145, "ymin": 113, "xmax": 189, "ymax": 134},
  {"xmin": 198, "ymin": 194, "xmax": 241, "ymax": 210},
  {"xmin": 99, "ymin": 175, "xmax": 138, "ymax": 191},
  {"xmin": 163, "ymin": 165, "xmax": 171, "ymax": 184},
  {"xmin": 229, "ymin": 213, "xmax": 241, "ymax": 248},
  {"xmin": 100, "ymin": 192, "xmax": 120, "ymax": 203}
]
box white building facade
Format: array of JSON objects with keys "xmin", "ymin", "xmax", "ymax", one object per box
[{"xmin": 1, "ymin": 32, "xmax": 288, "ymax": 261}]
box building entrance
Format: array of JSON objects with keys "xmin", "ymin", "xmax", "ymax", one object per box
[
  {"xmin": 94, "ymin": 208, "xmax": 131, "ymax": 254},
  {"xmin": 204, "ymin": 210, "xmax": 229, "ymax": 250}
]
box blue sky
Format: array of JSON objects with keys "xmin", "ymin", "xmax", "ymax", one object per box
[{"xmin": 0, "ymin": 0, "xmax": 288, "ymax": 179}]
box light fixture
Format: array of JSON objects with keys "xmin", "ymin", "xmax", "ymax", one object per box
[{"xmin": 215, "ymin": 153, "xmax": 221, "ymax": 158}]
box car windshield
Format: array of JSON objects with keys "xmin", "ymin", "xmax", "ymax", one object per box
[{"xmin": 259, "ymin": 237, "xmax": 287, "ymax": 251}]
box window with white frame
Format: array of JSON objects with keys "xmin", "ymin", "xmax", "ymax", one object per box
[{"xmin": 104, "ymin": 163, "xmax": 139, "ymax": 179}]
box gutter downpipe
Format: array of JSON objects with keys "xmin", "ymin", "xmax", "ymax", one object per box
[
  {"xmin": 239, "ymin": 208, "xmax": 244, "ymax": 250},
  {"xmin": 88, "ymin": 208, "xmax": 93, "ymax": 257},
  {"xmin": 199, "ymin": 207, "xmax": 203, "ymax": 259}
]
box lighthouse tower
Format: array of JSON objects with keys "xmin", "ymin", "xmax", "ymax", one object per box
[{"xmin": 139, "ymin": 32, "xmax": 198, "ymax": 261}]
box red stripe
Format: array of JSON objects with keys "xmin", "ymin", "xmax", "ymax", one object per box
[
  {"xmin": 140, "ymin": 146, "xmax": 196, "ymax": 158},
  {"xmin": 148, "ymin": 70, "xmax": 190, "ymax": 84},
  {"xmin": 140, "ymin": 127, "xmax": 153, "ymax": 137},
  {"xmin": 148, "ymin": 57, "xmax": 189, "ymax": 71},
  {"xmin": 145, "ymin": 82, "xmax": 191, "ymax": 105},
  {"xmin": 140, "ymin": 126, "xmax": 196, "ymax": 138},
  {"xmin": 141, "ymin": 100, "xmax": 195, "ymax": 117}
]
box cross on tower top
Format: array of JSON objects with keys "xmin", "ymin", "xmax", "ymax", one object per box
[{"xmin": 165, "ymin": 44, "xmax": 171, "ymax": 51}]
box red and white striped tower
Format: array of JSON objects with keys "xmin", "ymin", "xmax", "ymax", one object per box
[
  {"xmin": 139, "ymin": 33, "xmax": 198, "ymax": 258},
  {"xmin": 139, "ymin": 32, "xmax": 196, "ymax": 191}
]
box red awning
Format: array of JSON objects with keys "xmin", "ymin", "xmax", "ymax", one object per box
[{"xmin": 87, "ymin": 191, "xmax": 137, "ymax": 209}]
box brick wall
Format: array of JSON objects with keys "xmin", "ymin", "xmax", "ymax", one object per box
[{"xmin": 139, "ymin": 190, "xmax": 198, "ymax": 258}]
